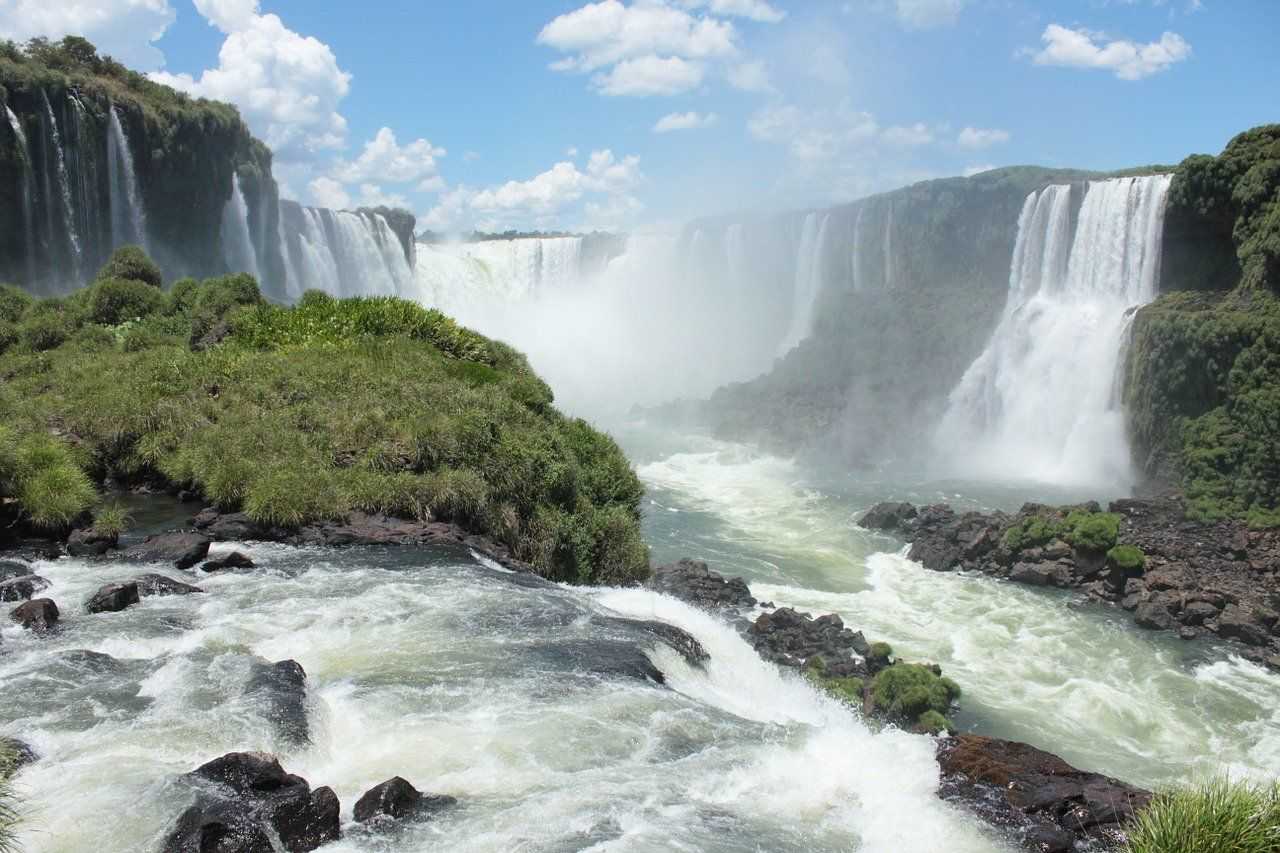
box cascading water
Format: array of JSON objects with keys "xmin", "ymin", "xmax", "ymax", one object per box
[
  {"xmin": 851, "ymin": 204, "xmax": 866, "ymax": 293},
  {"xmin": 777, "ymin": 212, "xmax": 830, "ymax": 355},
  {"xmin": 882, "ymin": 199, "xmax": 895, "ymax": 290},
  {"xmin": 413, "ymin": 236, "xmax": 587, "ymax": 312},
  {"xmin": 5, "ymin": 105, "xmax": 37, "ymax": 285},
  {"xmin": 936, "ymin": 174, "xmax": 1173, "ymax": 489},
  {"xmin": 42, "ymin": 91, "xmax": 82, "ymax": 282},
  {"xmin": 107, "ymin": 106, "xmax": 147, "ymax": 248},
  {"xmin": 220, "ymin": 172, "xmax": 260, "ymax": 279}
]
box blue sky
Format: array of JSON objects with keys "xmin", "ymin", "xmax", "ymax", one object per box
[{"xmin": 3, "ymin": 0, "xmax": 1276, "ymax": 233}]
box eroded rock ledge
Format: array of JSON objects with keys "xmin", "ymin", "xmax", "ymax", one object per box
[{"xmin": 860, "ymin": 498, "xmax": 1280, "ymax": 671}]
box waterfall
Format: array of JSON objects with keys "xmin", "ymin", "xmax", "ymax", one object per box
[
  {"xmin": 777, "ymin": 212, "xmax": 830, "ymax": 355},
  {"xmin": 5, "ymin": 106, "xmax": 37, "ymax": 285},
  {"xmin": 935, "ymin": 174, "xmax": 1173, "ymax": 489},
  {"xmin": 277, "ymin": 205, "xmax": 301, "ymax": 299},
  {"xmin": 851, "ymin": 204, "xmax": 866, "ymax": 292},
  {"xmin": 413, "ymin": 236, "xmax": 587, "ymax": 310},
  {"xmin": 107, "ymin": 107, "xmax": 147, "ymax": 248},
  {"xmin": 882, "ymin": 200, "xmax": 895, "ymax": 290},
  {"xmin": 221, "ymin": 172, "xmax": 260, "ymax": 278},
  {"xmin": 42, "ymin": 91, "xmax": 82, "ymax": 282}
]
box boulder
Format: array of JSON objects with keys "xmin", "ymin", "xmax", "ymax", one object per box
[
  {"xmin": 0, "ymin": 737, "xmax": 38, "ymax": 773},
  {"xmin": 1134, "ymin": 600, "xmax": 1175, "ymax": 631},
  {"xmin": 0, "ymin": 561, "xmax": 33, "ymax": 581},
  {"xmin": 66, "ymin": 527, "xmax": 116, "ymax": 557},
  {"xmin": 590, "ymin": 616, "xmax": 709, "ymax": 667},
  {"xmin": 749, "ymin": 607, "xmax": 871, "ymax": 673},
  {"xmin": 10, "ymin": 598, "xmax": 59, "ymax": 632},
  {"xmin": 85, "ymin": 581, "xmax": 140, "ymax": 614},
  {"xmin": 164, "ymin": 752, "xmax": 341, "ymax": 853},
  {"xmin": 1010, "ymin": 562, "xmax": 1071, "ymax": 587},
  {"xmin": 1217, "ymin": 605, "xmax": 1270, "ymax": 646},
  {"xmin": 647, "ymin": 559, "xmax": 755, "ymax": 610},
  {"xmin": 201, "ymin": 551, "xmax": 256, "ymax": 572},
  {"xmin": 194, "ymin": 509, "xmax": 263, "ymax": 542},
  {"xmin": 1180, "ymin": 601, "xmax": 1219, "ymax": 626},
  {"xmin": 123, "ymin": 531, "xmax": 211, "ymax": 570},
  {"xmin": 135, "ymin": 573, "xmax": 203, "ymax": 597},
  {"xmin": 353, "ymin": 776, "xmax": 457, "ymax": 824},
  {"xmin": 859, "ymin": 501, "xmax": 918, "ymax": 532},
  {"xmin": 244, "ymin": 660, "xmax": 310, "ymax": 746},
  {"xmin": 0, "ymin": 573, "xmax": 50, "ymax": 602}
]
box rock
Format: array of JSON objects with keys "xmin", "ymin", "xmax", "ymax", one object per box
[
  {"xmin": 85, "ymin": 581, "xmax": 140, "ymax": 614},
  {"xmin": 245, "ymin": 660, "xmax": 310, "ymax": 746},
  {"xmin": 647, "ymin": 559, "xmax": 755, "ymax": 610},
  {"xmin": 0, "ymin": 561, "xmax": 33, "ymax": 581},
  {"xmin": 1145, "ymin": 564, "xmax": 1191, "ymax": 591},
  {"xmin": 201, "ymin": 551, "xmax": 257, "ymax": 572},
  {"xmin": 591, "ymin": 616, "xmax": 709, "ymax": 667},
  {"xmin": 194, "ymin": 509, "xmax": 263, "ymax": 541},
  {"xmin": 528, "ymin": 639, "xmax": 666, "ymax": 684},
  {"xmin": 10, "ymin": 598, "xmax": 59, "ymax": 632},
  {"xmin": 1010, "ymin": 562, "xmax": 1071, "ymax": 587},
  {"xmin": 123, "ymin": 531, "xmax": 211, "ymax": 570},
  {"xmin": 0, "ymin": 573, "xmax": 50, "ymax": 602},
  {"xmin": 1180, "ymin": 601, "xmax": 1219, "ymax": 626},
  {"xmin": 749, "ymin": 607, "xmax": 871, "ymax": 673},
  {"xmin": 66, "ymin": 527, "xmax": 116, "ymax": 557},
  {"xmin": 353, "ymin": 776, "xmax": 457, "ymax": 824},
  {"xmin": 1041, "ymin": 539, "xmax": 1071, "ymax": 561},
  {"xmin": 135, "ymin": 573, "xmax": 203, "ymax": 597},
  {"xmin": 1218, "ymin": 605, "xmax": 1270, "ymax": 646},
  {"xmin": 192, "ymin": 319, "xmax": 231, "ymax": 352},
  {"xmin": 859, "ymin": 501, "xmax": 918, "ymax": 532},
  {"xmin": 166, "ymin": 752, "xmax": 341, "ymax": 853},
  {"xmin": 1135, "ymin": 601, "xmax": 1175, "ymax": 631},
  {"xmin": 0, "ymin": 737, "xmax": 38, "ymax": 772}
]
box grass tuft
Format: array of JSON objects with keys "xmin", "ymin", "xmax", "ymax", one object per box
[{"xmin": 1126, "ymin": 777, "xmax": 1280, "ymax": 853}]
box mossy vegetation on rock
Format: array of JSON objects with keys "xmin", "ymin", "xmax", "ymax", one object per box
[
  {"xmin": 870, "ymin": 663, "xmax": 961, "ymax": 733},
  {"xmin": 0, "ymin": 249, "xmax": 649, "ymax": 585}
]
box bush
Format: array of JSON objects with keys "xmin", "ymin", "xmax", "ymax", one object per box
[
  {"xmin": 1066, "ymin": 511, "xmax": 1121, "ymax": 552},
  {"xmin": 1002, "ymin": 515, "xmax": 1065, "ymax": 551},
  {"xmin": 97, "ymin": 245, "xmax": 162, "ymax": 287},
  {"xmin": 0, "ymin": 428, "xmax": 96, "ymax": 529},
  {"xmin": 1126, "ymin": 777, "xmax": 1280, "ymax": 853},
  {"xmin": 1107, "ymin": 544, "xmax": 1146, "ymax": 573},
  {"xmin": 870, "ymin": 664, "xmax": 961, "ymax": 729},
  {"xmin": 87, "ymin": 277, "xmax": 164, "ymax": 325},
  {"xmin": 0, "ymin": 284, "xmax": 31, "ymax": 323},
  {"xmin": 92, "ymin": 501, "xmax": 132, "ymax": 538},
  {"xmin": 868, "ymin": 642, "xmax": 893, "ymax": 664},
  {"xmin": 18, "ymin": 302, "xmax": 77, "ymax": 351},
  {"xmin": 917, "ymin": 710, "xmax": 951, "ymax": 734}
]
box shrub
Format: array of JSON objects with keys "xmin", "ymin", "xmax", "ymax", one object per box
[
  {"xmin": 917, "ymin": 710, "xmax": 952, "ymax": 734},
  {"xmin": 97, "ymin": 245, "xmax": 162, "ymax": 287},
  {"xmin": 870, "ymin": 664, "xmax": 961, "ymax": 728},
  {"xmin": 1002, "ymin": 515, "xmax": 1065, "ymax": 551},
  {"xmin": 1107, "ymin": 544, "xmax": 1146, "ymax": 573},
  {"xmin": 92, "ymin": 501, "xmax": 132, "ymax": 538},
  {"xmin": 868, "ymin": 642, "xmax": 893, "ymax": 664},
  {"xmin": 19, "ymin": 302, "xmax": 77, "ymax": 351},
  {"xmin": 0, "ymin": 429, "xmax": 96, "ymax": 529},
  {"xmin": 0, "ymin": 321, "xmax": 17, "ymax": 355},
  {"xmin": 1066, "ymin": 511, "xmax": 1121, "ymax": 552},
  {"xmin": 1126, "ymin": 777, "xmax": 1280, "ymax": 853},
  {"xmin": 0, "ymin": 284, "xmax": 31, "ymax": 323},
  {"xmin": 87, "ymin": 277, "xmax": 164, "ymax": 325}
]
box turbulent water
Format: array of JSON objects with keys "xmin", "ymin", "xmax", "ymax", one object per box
[{"xmin": 937, "ymin": 175, "xmax": 1173, "ymax": 490}]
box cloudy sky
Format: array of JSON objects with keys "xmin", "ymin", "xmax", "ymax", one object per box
[{"xmin": 3, "ymin": 0, "xmax": 1275, "ymax": 233}]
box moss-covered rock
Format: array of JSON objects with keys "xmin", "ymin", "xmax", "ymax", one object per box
[{"xmin": 870, "ymin": 663, "xmax": 961, "ymax": 731}]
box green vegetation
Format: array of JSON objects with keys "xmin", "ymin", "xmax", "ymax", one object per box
[
  {"xmin": 91, "ymin": 501, "xmax": 131, "ymax": 539},
  {"xmin": 1067, "ymin": 511, "xmax": 1121, "ymax": 552},
  {"xmin": 96, "ymin": 245, "xmax": 162, "ymax": 289},
  {"xmin": 1126, "ymin": 777, "xmax": 1280, "ymax": 853},
  {"xmin": 1002, "ymin": 509, "xmax": 1121, "ymax": 552},
  {"xmin": 0, "ymin": 249, "xmax": 648, "ymax": 584},
  {"xmin": 1108, "ymin": 544, "xmax": 1147, "ymax": 574},
  {"xmin": 870, "ymin": 663, "xmax": 961, "ymax": 732},
  {"xmin": 868, "ymin": 642, "xmax": 893, "ymax": 665},
  {"xmin": 802, "ymin": 657, "xmax": 865, "ymax": 705},
  {"xmin": 0, "ymin": 741, "xmax": 21, "ymax": 853}
]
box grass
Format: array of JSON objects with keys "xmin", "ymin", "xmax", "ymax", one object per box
[
  {"xmin": 0, "ymin": 741, "xmax": 20, "ymax": 853},
  {"xmin": 1126, "ymin": 777, "xmax": 1280, "ymax": 853},
  {"xmin": 1108, "ymin": 544, "xmax": 1147, "ymax": 573},
  {"xmin": 0, "ymin": 248, "xmax": 649, "ymax": 585}
]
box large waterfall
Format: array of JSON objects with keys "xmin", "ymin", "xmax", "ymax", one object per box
[
  {"xmin": 277, "ymin": 204, "xmax": 415, "ymax": 298},
  {"xmin": 107, "ymin": 107, "xmax": 147, "ymax": 249},
  {"xmin": 936, "ymin": 174, "xmax": 1173, "ymax": 489},
  {"xmin": 42, "ymin": 91, "xmax": 83, "ymax": 283},
  {"xmin": 5, "ymin": 106, "xmax": 37, "ymax": 286},
  {"xmin": 778, "ymin": 213, "xmax": 830, "ymax": 355},
  {"xmin": 220, "ymin": 173, "xmax": 260, "ymax": 280},
  {"xmin": 414, "ymin": 236, "xmax": 587, "ymax": 314}
]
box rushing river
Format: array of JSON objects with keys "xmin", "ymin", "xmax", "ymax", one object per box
[{"xmin": 3, "ymin": 425, "xmax": 1280, "ymax": 852}]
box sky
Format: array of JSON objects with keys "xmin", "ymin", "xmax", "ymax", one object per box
[{"xmin": 1, "ymin": 0, "xmax": 1277, "ymax": 234}]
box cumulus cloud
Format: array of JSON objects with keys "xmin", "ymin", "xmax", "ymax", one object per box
[
  {"xmin": 653, "ymin": 111, "xmax": 718, "ymax": 132},
  {"xmin": 593, "ymin": 54, "xmax": 705, "ymax": 96},
  {"xmin": 1027, "ymin": 24, "xmax": 1191, "ymax": 80},
  {"xmin": 330, "ymin": 127, "xmax": 446, "ymax": 185},
  {"xmin": 0, "ymin": 0, "xmax": 176, "ymax": 70},
  {"xmin": 895, "ymin": 0, "xmax": 963, "ymax": 29},
  {"xmin": 957, "ymin": 126, "xmax": 1010, "ymax": 148},
  {"xmin": 678, "ymin": 0, "xmax": 785, "ymax": 23},
  {"xmin": 748, "ymin": 102, "xmax": 880, "ymax": 161},
  {"xmin": 727, "ymin": 59, "xmax": 773, "ymax": 92},
  {"xmin": 149, "ymin": 1, "xmax": 352, "ymax": 162},
  {"xmin": 308, "ymin": 176, "xmax": 351, "ymax": 210}
]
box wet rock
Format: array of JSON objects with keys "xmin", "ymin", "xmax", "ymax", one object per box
[
  {"xmin": 1180, "ymin": 601, "xmax": 1219, "ymax": 626},
  {"xmin": 591, "ymin": 616, "xmax": 709, "ymax": 667},
  {"xmin": 353, "ymin": 776, "xmax": 456, "ymax": 824},
  {"xmin": 0, "ymin": 560, "xmax": 33, "ymax": 581},
  {"xmin": 201, "ymin": 551, "xmax": 256, "ymax": 572},
  {"xmin": 1010, "ymin": 562, "xmax": 1071, "ymax": 588},
  {"xmin": 135, "ymin": 573, "xmax": 203, "ymax": 597},
  {"xmin": 194, "ymin": 509, "xmax": 263, "ymax": 542},
  {"xmin": 10, "ymin": 598, "xmax": 59, "ymax": 632},
  {"xmin": 859, "ymin": 501, "xmax": 918, "ymax": 533},
  {"xmin": 123, "ymin": 531, "xmax": 211, "ymax": 570},
  {"xmin": 0, "ymin": 737, "xmax": 38, "ymax": 773},
  {"xmin": 1218, "ymin": 605, "xmax": 1270, "ymax": 646},
  {"xmin": 0, "ymin": 573, "xmax": 50, "ymax": 602},
  {"xmin": 749, "ymin": 607, "xmax": 871, "ymax": 673},
  {"xmin": 1134, "ymin": 600, "xmax": 1175, "ymax": 631},
  {"xmin": 66, "ymin": 527, "xmax": 116, "ymax": 557},
  {"xmin": 86, "ymin": 581, "xmax": 140, "ymax": 614},
  {"xmin": 529, "ymin": 639, "xmax": 666, "ymax": 684},
  {"xmin": 245, "ymin": 660, "xmax": 309, "ymax": 746},
  {"xmin": 647, "ymin": 559, "xmax": 755, "ymax": 611},
  {"xmin": 165, "ymin": 752, "xmax": 341, "ymax": 853}
]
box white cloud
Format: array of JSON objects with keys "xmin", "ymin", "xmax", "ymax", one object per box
[
  {"xmin": 149, "ymin": 1, "xmax": 351, "ymax": 162},
  {"xmin": 565, "ymin": 147, "xmax": 579, "ymax": 158},
  {"xmin": 963, "ymin": 163, "xmax": 996, "ymax": 177},
  {"xmin": 1028, "ymin": 24, "xmax": 1191, "ymax": 80},
  {"xmin": 0, "ymin": 0, "xmax": 176, "ymax": 70},
  {"xmin": 355, "ymin": 183, "xmax": 409, "ymax": 209},
  {"xmin": 895, "ymin": 0, "xmax": 963, "ymax": 29},
  {"xmin": 330, "ymin": 127, "xmax": 445, "ymax": 185},
  {"xmin": 538, "ymin": 1, "xmax": 736, "ymax": 72},
  {"xmin": 653, "ymin": 110, "xmax": 719, "ymax": 132},
  {"xmin": 308, "ymin": 176, "xmax": 351, "ymax": 210},
  {"xmin": 679, "ymin": 0, "xmax": 785, "ymax": 23},
  {"xmin": 749, "ymin": 102, "xmax": 880, "ymax": 161},
  {"xmin": 957, "ymin": 126, "xmax": 1010, "ymax": 148},
  {"xmin": 593, "ymin": 54, "xmax": 705, "ymax": 96},
  {"xmin": 882, "ymin": 123, "xmax": 934, "ymax": 146},
  {"xmin": 727, "ymin": 59, "xmax": 773, "ymax": 92},
  {"xmin": 417, "ymin": 175, "xmax": 447, "ymax": 193}
]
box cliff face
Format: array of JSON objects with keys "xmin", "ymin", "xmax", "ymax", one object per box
[{"xmin": 0, "ymin": 39, "xmax": 415, "ymax": 301}]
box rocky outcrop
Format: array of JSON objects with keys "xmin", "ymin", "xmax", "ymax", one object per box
[
  {"xmin": 123, "ymin": 531, "xmax": 212, "ymax": 570},
  {"xmin": 134, "ymin": 573, "xmax": 203, "ymax": 597},
  {"xmin": 85, "ymin": 581, "xmax": 140, "ymax": 614},
  {"xmin": 590, "ymin": 615, "xmax": 709, "ymax": 667},
  {"xmin": 937, "ymin": 734, "xmax": 1151, "ymax": 852},
  {"xmin": 163, "ymin": 752, "xmax": 340, "ymax": 853},
  {"xmin": 353, "ymin": 776, "xmax": 456, "ymax": 824},
  {"xmin": 67, "ymin": 527, "xmax": 116, "ymax": 557},
  {"xmin": 647, "ymin": 559, "xmax": 756, "ymax": 611},
  {"xmin": 244, "ymin": 660, "xmax": 309, "ymax": 747},
  {"xmin": 0, "ymin": 572, "xmax": 49, "ymax": 602},
  {"xmin": 200, "ymin": 551, "xmax": 256, "ymax": 572},
  {"xmin": 10, "ymin": 597, "xmax": 59, "ymax": 631},
  {"xmin": 749, "ymin": 607, "xmax": 872, "ymax": 673},
  {"xmin": 860, "ymin": 498, "xmax": 1280, "ymax": 670}
]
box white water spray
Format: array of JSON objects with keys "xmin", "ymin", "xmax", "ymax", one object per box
[
  {"xmin": 42, "ymin": 91, "xmax": 81, "ymax": 281},
  {"xmin": 107, "ymin": 107, "xmax": 147, "ymax": 249},
  {"xmin": 778, "ymin": 212, "xmax": 830, "ymax": 355},
  {"xmin": 5, "ymin": 105, "xmax": 37, "ymax": 284},
  {"xmin": 220, "ymin": 172, "xmax": 260, "ymax": 279}
]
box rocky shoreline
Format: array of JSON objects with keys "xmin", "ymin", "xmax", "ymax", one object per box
[{"xmin": 860, "ymin": 497, "xmax": 1280, "ymax": 671}]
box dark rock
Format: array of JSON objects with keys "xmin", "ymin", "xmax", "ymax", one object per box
[
  {"xmin": 528, "ymin": 639, "xmax": 666, "ymax": 684},
  {"xmin": 201, "ymin": 551, "xmax": 257, "ymax": 572},
  {"xmin": 1135, "ymin": 600, "xmax": 1175, "ymax": 631},
  {"xmin": 194, "ymin": 509, "xmax": 264, "ymax": 541},
  {"xmin": 10, "ymin": 598, "xmax": 58, "ymax": 632},
  {"xmin": 591, "ymin": 616, "xmax": 709, "ymax": 667},
  {"xmin": 0, "ymin": 573, "xmax": 50, "ymax": 602},
  {"xmin": 749, "ymin": 607, "xmax": 871, "ymax": 673},
  {"xmin": 647, "ymin": 559, "xmax": 755, "ymax": 610},
  {"xmin": 66, "ymin": 527, "xmax": 116, "ymax": 557},
  {"xmin": 1010, "ymin": 563, "xmax": 1070, "ymax": 588},
  {"xmin": 135, "ymin": 573, "xmax": 203, "ymax": 597},
  {"xmin": 1022, "ymin": 825, "xmax": 1075, "ymax": 853},
  {"xmin": 0, "ymin": 737, "xmax": 38, "ymax": 771},
  {"xmin": 163, "ymin": 794, "xmax": 274, "ymax": 853},
  {"xmin": 353, "ymin": 776, "xmax": 457, "ymax": 824},
  {"xmin": 245, "ymin": 660, "xmax": 310, "ymax": 746},
  {"xmin": 1218, "ymin": 605, "xmax": 1270, "ymax": 646},
  {"xmin": 0, "ymin": 560, "xmax": 33, "ymax": 581},
  {"xmin": 123, "ymin": 531, "xmax": 211, "ymax": 570},
  {"xmin": 1180, "ymin": 601, "xmax": 1219, "ymax": 626},
  {"xmin": 859, "ymin": 501, "xmax": 918, "ymax": 532},
  {"xmin": 85, "ymin": 581, "xmax": 140, "ymax": 614}
]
